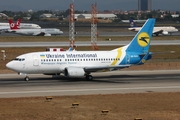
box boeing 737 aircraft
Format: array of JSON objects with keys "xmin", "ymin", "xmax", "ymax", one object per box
[
  {"xmin": 0, "ymin": 20, "xmax": 41, "ymax": 29},
  {"xmin": 128, "ymin": 18, "xmax": 178, "ymax": 36},
  {"xmin": 7, "ymin": 20, "xmax": 63, "ymax": 36},
  {"xmin": 6, "ymin": 19, "xmax": 155, "ymax": 81}
]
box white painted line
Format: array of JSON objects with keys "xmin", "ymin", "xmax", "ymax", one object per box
[{"xmin": 0, "ymin": 86, "xmax": 180, "ymax": 95}]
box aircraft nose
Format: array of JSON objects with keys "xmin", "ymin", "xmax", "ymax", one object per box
[{"xmin": 6, "ymin": 61, "xmax": 14, "ymax": 70}]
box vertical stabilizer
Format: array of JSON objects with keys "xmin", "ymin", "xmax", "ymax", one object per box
[
  {"xmin": 126, "ymin": 18, "xmax": 155, "ymax": 53},
  {"xmin": 8, "ymin": 19, "xmax": 21, "ymax": 30},
  {"xmin": 129, "ymin": 18, "xmax": 137, "ymax": 27}
]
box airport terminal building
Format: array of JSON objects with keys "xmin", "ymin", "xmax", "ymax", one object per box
[{"xmin": 74, "ymin": 14, "xmax": 117, "ymax": 20}]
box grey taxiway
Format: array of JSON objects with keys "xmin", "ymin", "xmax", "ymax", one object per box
[
  {"xmin": 0, "ymin": 70, "xmax": 180, "ymax": 98},
  {"xmin": 1, "ymin": 40, "xmax": 180, "ymax": 47}
]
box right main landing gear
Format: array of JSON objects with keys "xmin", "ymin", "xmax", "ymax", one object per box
[
  {"xmin": 24, "ymin": 76, "xmax": 29, "ymax": 81},
  {"xmin": 85, "ymin": 74, "xmax": 93, "ymax": 80}
]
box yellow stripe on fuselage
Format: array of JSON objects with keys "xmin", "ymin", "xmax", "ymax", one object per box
[{"xmin": 111, "ymin": 48, "xmax": 122, "ymax": 66}]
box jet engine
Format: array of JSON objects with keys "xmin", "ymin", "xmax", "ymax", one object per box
[
  {"xmin": 64, "ymin": 67, "xmax": 85, "ymax": 78},
  {"xmin": 44, "ymin": 33, "xmax": 51, "ymax": 36},
  {"xmin": 162, "ymin": 31, "xmax": 169, "ymax": 35}
]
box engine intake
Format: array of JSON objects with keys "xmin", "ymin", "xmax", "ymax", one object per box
[
  {"xmin": 162, "ymin": 31, "xmax": 168, "ymax": 35},
  {"xmin": 64, "ymin": 67, "xmax": 85, "ymax": 78}
]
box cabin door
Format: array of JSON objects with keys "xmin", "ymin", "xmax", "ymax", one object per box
[
  {"xmin": 33, "ymin": 54, "xmax": 39, "ymax": 66},
  {"xmin": 126, "ymin": 54, "xmax": 130, "ymax": 64}
]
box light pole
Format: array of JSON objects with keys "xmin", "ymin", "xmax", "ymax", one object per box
[{"xmin": 1, "ymin": 50, "xmax": 6, "ymax": 60}]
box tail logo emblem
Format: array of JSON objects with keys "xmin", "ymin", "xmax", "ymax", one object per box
[
  {"xmin": 137, "ymin": 32, "xmax": 150, "ymax": 47},
  {"xmin": 10, "ymin": 23, "xmax": 15, "ymax": 28}
]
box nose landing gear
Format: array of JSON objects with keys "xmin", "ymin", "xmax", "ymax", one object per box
[{"xmin": 18, "ymin": 73, "xmax": 29, "ymax": 81}]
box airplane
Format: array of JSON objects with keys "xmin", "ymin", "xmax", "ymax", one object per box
[
  {"xmin": 0, "ymin": 19, "xmax": 21, "ymax": 33},
  {"xmin": 0, "ymin": 19, "xmax": 40, "ymax": 33},
  {"xmin": 7, "ymin": 19, "xmax": 63, "ymax": 36},
  {"xmin": 0, "ymin": 19, "xmax": 41, "ymax": 29},
  {"xmin": 122, "ymin": 19, "xmax": 146, "ymax": 23},
  {"xmin": 6, "ymin": 18, "xmax": 155, "ymax": 81},
  {"xmin": 128, "ymin": 18, "xmax": 178, "ymax": 36},
  {"xmin": 0, "ymin": 26, "xmax": 10, "ymax": 33}
]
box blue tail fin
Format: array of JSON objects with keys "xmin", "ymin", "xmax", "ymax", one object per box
[
  {"xmin": 126, "ymin": 18, "xmax": 155, "ymax": 53},
  {"xmin": 129, "ymin": 18, "xmax": 137, "ymax": 27}
]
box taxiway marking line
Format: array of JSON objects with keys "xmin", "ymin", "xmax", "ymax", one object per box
[{"xmin": 0, "ymin": 86, "xmax": 180, "ymax": 95}]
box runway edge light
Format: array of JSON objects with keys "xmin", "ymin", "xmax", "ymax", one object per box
[
  {"xmin": 101, "ymin": 110, "xmax": 109, "ymax": 115},
  {"xmin": 72, "ymin": 102, "xmax": 79, "ymax": 108},
  {"xmin": 134, "ymin": 118, "xmax": 142, "ymax": 120},
  {"xmin": 46, "ymin": 96, "xmax": 53, "ymax": 101}
]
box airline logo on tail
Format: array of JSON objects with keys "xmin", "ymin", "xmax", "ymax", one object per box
[
  {"xmin": 8, "ymin": 19, "xmax": 21, "ymax": 30},
  {"xmin": 129, "ymin": 18, "xmax": 136, "ymax": 27},
  {"xmin": 137, "ymin": 32, "xmax": 150, "ymax": 47}
]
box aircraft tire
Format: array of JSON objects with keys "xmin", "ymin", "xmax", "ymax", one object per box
[
  {"xmin": 24, "ymin": 76, "xmax": 29, "ymax": 81},
  {"xmin": 86, "ymin": 75, "xmax": 93, "ymax": 80}
]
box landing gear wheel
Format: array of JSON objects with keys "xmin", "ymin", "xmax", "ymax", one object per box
[
  {"xmin": 24, "ymin": 76, "xmax": 29, "ymax": 81},
  {"xmin": 85, "ymin": 75, "xmax": 93, "ymax": 80}
]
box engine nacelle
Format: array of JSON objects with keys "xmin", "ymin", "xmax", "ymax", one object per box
[
  {"xmin": 44, "ymin": 33, "xmax": 51, "ymax": 36},
  {"xmin": 162, "ymin": 31, "xmax": 169, "ymax": 35},
  {"xmin": 64, "ymin": 67, "xmax": 85, "ymax": 78}
]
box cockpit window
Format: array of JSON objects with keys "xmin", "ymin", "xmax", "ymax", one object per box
[{"xmin": 14, "ymin": 58, "xmax": 25, "ymax": 61}]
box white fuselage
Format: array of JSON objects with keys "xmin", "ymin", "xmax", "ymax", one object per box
[
  {"xmin": 0, "ymin": 23, "xmax": 41, "ymax": 29},
  {"xmin": 128, "ymin": 26, "xmax": 178, "ymax": 35},
  {"xmin": 0, "ymin": 26, "xmax": 10, "ymax": 31},
  {"xmin": 8, "ymin": 28, "xmax": 63, "ymax": 36},
  {"xmin": 6, "ymin": 49, "xmax": 135, "ymax": 74}
]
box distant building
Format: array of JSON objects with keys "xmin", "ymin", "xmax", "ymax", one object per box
[
  {"xmin": 39, "ymin": 14, "xmax": 56, "ymax": 18},
  {"xmin": 74, "ymin": 14, "xmax": 117, "ymax": 20},
  {"xmin": 28, "ymin": 9, "xmax": 33, "ymax": 13},
  {"xmin": 171, "ymin": 14, "xmax": 179, "ymax": 18},
  {"xmin": 138, "ymin": 0, "xmax": 152, "ymax": 11}
]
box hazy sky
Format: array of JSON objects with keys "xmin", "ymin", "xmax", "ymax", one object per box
[{"xmin": 0, "ymin": 0, "xmax": 180, "ymax": 11}]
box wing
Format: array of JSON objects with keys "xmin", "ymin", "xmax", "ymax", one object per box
[
  {"xmin": 84, "ymin": 65, "xmax": 130, "ymax": 72},
  {"xmin": 33, "ymin": 32, "xmax": 45, "ymax": 36},
  {"xmin": 153, "ymin": 29, "xmax": 163, "ymax": 35},
  {"xmin": 33, "ymin": 32, "xmax": 51, "ymax": 36}
]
